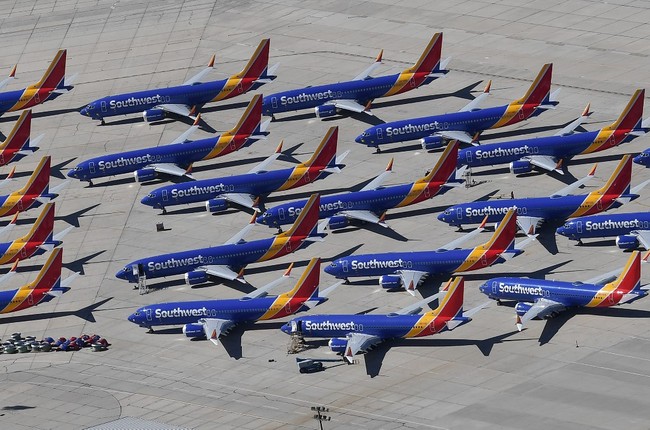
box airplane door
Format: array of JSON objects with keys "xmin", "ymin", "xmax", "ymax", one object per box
[
  {"xmin": 465, "ymin": 151, "xmax": 472, "ymax": 163},
  {"xmin": 342, "ymin": 260, "xmax": 349, "ymax": 273},
  {"xmin": 271, "ymin": 97, "xmax": 278, "ymax": 109},
  {"xmin": 597, "ymin": 200, "xmax": 603, "ymax": 210},
  {"xmin": 89, "ymin": 162, "xmax": 95, "ymax": 174},
  {"xmin": 481, "ymin": 254, "xmax": 488, "ymax": 266},
  {"xmin": 284, "ymin": 302, "xmax": 292, "ymax": 313},
  {"xmin": 377, "ymin": 128, "xmax": 383, "ymax": 140},
  {"xmin": 492, "ymin": 281, "xmax": 497, "ymax": 295},
  {"xmin": 17, "ymin": 200, "xmax": 23, "ymax": 211},
  {"xmin": 518, "ymin": 109, "xmax": 525, "ymax": 119},
  {"xmin": 20, "ymin": 247, "xmax": 27, "ymax": 259},
  {"xmin": 424, "ymin": 186, "xmax": 430, "ymax": 198},
  {"xmin": 237, "ymin": 82, "xmax": 243, "ymax": 94},
  {"xmin": 101, "ymin": 101, "xmax": 107, "ymax": 112},
  {"xmin": 410, "ymin": 78, "xmax": 417, "ymax": 88},
  {"xmin": 145, "ymin": 309, "xmax": 152, "ymax": 321},
  {"xmin": 576, "ymin": 221, "xmax": 582, "ymax": 234},
  {"xmin": 162, "ymin": 190, "xmax": 169, "ymax": 202},
  {"xmin": 27, "ymin": 294, "xmax": 34, "ymax": 306},
  {"xmin": 0, "ymin": 155, "xmax": 4, "ymax": 165},
  {"xmin": 456, "ymin": 208, "xmax": 462, "ymax": 220},
  {"xmin": 34, "ymin": 92, "xmax": 41, "ymax": 103},
  {"xmin": 285, "ymin": 240, "xmax": 292, "ymax": 252},
  {"xmin": 278, "ymin": 208, "xmax": 285, "ymax": 221}
]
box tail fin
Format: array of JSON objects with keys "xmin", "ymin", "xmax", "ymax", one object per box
[
  {"xmin": 417, "ymin": 140, "xmax": 459, "ymax": 184},
  {"xmin": 594, "ymin": 155, "xmax": 632, "ymax": 197},
  {"xmin": 609, "ymin": 251, "xmax": 641, "ymax": 294},
  {"xmin": 34, "ymin": 50, "xmax": 67, "ymax": 90},
  {"xmin": 479, "ymin": 209, "xmax": 517, "ymax": 252},
  {"xmin": 302, "ymin": 126, "xmax": 338, "ymax": 169},
  {"xmin": 513, "ymin": 63, "xmax": 553, "ymax": 106},
  {"xmin": 20, "ymin": 202, "xmax": 55, "ymax": 245},
  {"xmin": 605, "ymin": 89, "xmax": 644, "ymax": 132},
  {"xmin": 433, "ymin": 277, "xmax": 464, "ymax": 319},
  {"xmin": 0, "ymin": 110, "xmax": 33, "ymax": 153},
  {"xmin": 405, "ymin": 33, "xmax": 443, "ymax": 75},
  {"xmin": 225, "ymin": 94, "xmax": 263, "ymax": 137},
  {"xmin": 234, "ymin": 39, "xmax": 270, "ymax": 80},
  {"xmin": 278, "ymin": 193, "xmax": 320, "ymax": 239},
  {"xmin": 25, "ymin": 247, "xmax": 62, "ymax": 292},
  {"xmin": 283, "ymin": 257, "xmax": 320, "ymax": 300},
  {"xmin": 18, "ymin": 156, "xmax": 51, "ymax": 196}
]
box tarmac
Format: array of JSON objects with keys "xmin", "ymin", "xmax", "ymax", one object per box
[{"xmin": 0, "ymin": 0, "xmax": 649, "ymax": 429}]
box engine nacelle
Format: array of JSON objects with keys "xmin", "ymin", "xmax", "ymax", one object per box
[
  {"xmin": 184, "ymin": 270, "xmax": 209, "ymax": 286},
  {"xmin": 205, "ymin": 198, "xmax": 229, "ymax": 213},
  {"xmin": 328, "ymin": 215, "xmax": 351, "ymax": 230},
  {"xmin": 314, "ymin": 104, "xmax": 337, "ymax": 119},
  {"xmin": 133, "ymin": 168, "xmax": 157, "ymax": 182},
  {"xmin": 328, "ymin": 337, "xmax": 348, "ymax": 354},
  {"xmin": 616, "ymin": 234, "xmax": 640, "ymax": 250},
  {"xmin": 182, "ymin": 323, "xmax": 205, "ymax": 339},
  {"xmin": 509, "ymin": 160, "xmax": 533, "ymax": 175},
  {"xmin": 420, "ymin": 135, "xmax": 445, "ymax": 150},
  {"xmin": 142, "ymin": 109, "xmax": 166, "ymax": 122},
  {"xmin": 379, "ymin": 274, "xmax": 402, "ymax": 289},
  {"xmin": 515, "ymin": 302, "xmax": 533, "ymax": 317}
]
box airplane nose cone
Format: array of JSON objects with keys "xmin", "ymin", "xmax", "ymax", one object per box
[
  {"xmin": 355, "ymin": 135, "xmax": 363, "ymax": 144},
  {"xmin": 67, "ymin": 169, "xmax": 77, "ymax": 179},
  {"xmin": 140, "ymin": 196, "xmax": 153, "ymax": 207},
  {"xmin": 478, "ymin": 283, "xmax": 486, "ymax": 294},
  {"xmin": 437, "ymin": 212, "xmax": 447, "ymax": 222},
  {"xmin": 280, "ymin": 322, "xmax": 291, "ymax": 334},
  {"xmin": 255, "ymin": 214, "xmax": 266, "ymax": 225},
  {"xmin": 115, "ymin": 268, "xmax": 128, "ymax": 280},
  {"xmin": 555, "ymin": 226, "xmax": 566, "ymax": 236},
  {"xmin": 127, "ymin": 313, "xmax": 136, "ymax": 323},
  {"xmin": 80, "ymin": 107, "xmax": 88, "ymax": 117}
]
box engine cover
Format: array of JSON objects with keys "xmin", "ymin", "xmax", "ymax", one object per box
[
  {"xmin": 420, "ymin": 135, "xmax": 445, "ymax": 150},
  {"xmin": 379, "ymin": 274, "xmax": 402, "ymax": 289},
  {"xmin": 616, "ymin": 235, "xmax": 640, "ymax": 250},
  {"xmin": 184, "ymin": 270, "xmax": 209, "ymax": 286},
  {"xmin": 509, "ymin": 160, "xmax": 533, "ymax": 175},
  {"xmin": 314, "ymin": 104, "xmax": 337, "ymax": 119},
  {"xmin": 205, "ymin": 198, "xmax": 229, "ymax": 213},
  {"xmin": 182, "ymin": 323, "xmax": 205, "ymax": 338},
  {"xmin": 328, "ymin": 215, "xmax": 350, "ymax": 230},
  {"xmin": 328, "ymin": 337, "xmax": 348, "ymax": 354},
  {"xmin": 133, "ymin": 168, "xmax": 157, "ymax": 182},
  {"xmin": 515, "ymin": 301, "xmax": 533, "ymax": 317},
  {"xmin": 142, "ymin": 109, "xmax": 166, "ymax": 122}
]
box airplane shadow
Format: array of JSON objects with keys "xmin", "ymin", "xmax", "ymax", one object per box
[
  {"xmin": 0, "ymin": 297, "xmax": 113, "ymax": 324},
  {"xmin": 329, "ymin": 223, "xmax": 409, "ymax": 242},
  {"xmin": 563, "ymin": 152, "xmax": 639, "ymax": 167},
  {"xmin": 87, "ymin": 177, "xmax": 137, "ymax": 187},
  {"xmin": 0, "ymin": 107, "xmax": 85, "ymax": 124},
  {"xmin": 63, "ymin": 250, "xmax": 107, "ymax": 275},
  {"xmin": 8, "ymin": 203, "xmax": 101, "ymax": 228},
  {"xmin": 535, "ymin": 220, "xmax": 565, "ymax": 255},
  {"xmin": 10, "ymin": 157, "xmax": 77, "ymax": 180},
  {"xmin": 573, "ymin": 239, "xmax": 617, "ymax": 248}
]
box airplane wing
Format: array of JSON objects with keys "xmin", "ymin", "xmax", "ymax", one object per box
[
  {"xmin": 201, "ymin": 264, "xmax": 245, "ymax": 283},
  {"xmin": 0, "ymin": 65, "xmax": 16, "ymax": 91},
  {"xmin": 436, "ymin": 130, "xmax": 475, "ymax": 144},
  {"xmin": 516, "ymin": 216, "xmax": 544, "ymax": 236},
  {"xmin": 516, "ymin": 298, "xmax": 566, "ymax": 331},
  {"xmin": 156, "ymin": 104, "xmax": 194, "ymax": 119},
  {"xmin": 551, "ymin": 164, "xmax": 596, "ymax": 197},
  {"xmin": 0, "ymin": 213, "xmax": 19, "ymax": 239},
  {"xmin": 248, "ymin": 141, "xmax": 283, "ymax": 174},
  {"xmin": 523, "ymin": 155, "xmax": 562, "ymax": 174},
  {"xmin": 338, "ymin": 210, "xmax": 387, "ymax": 227},
  {"xmin": 447, "ymin": 301, "xmax": 490, "ymax": 330},
  {"xmin": 224, "ymin": 215, "xmax": 256, "ymax": 245},
  {"xmin": 343, "ymin": 333, "xmax": 383, "ymax": 364},
  {"xmin": 397, "ymin": 270, "xmax": 430, "ymax": 296},
  {"xmin": 328, "ymin": 99, "xmax": 370, "ymax": 114},
  {"xmin": 0, "ymin": 167, "xmax": 16, "ymax": 190},
  {"xmin": 169, "ymin": 115, "xmax": 201, "ymax": 144},
  {"xmin": 437, "ymin": 217, "xmax": 487, "ymax": 251},
  {"xmin": 200, "ymin": 318, "xmax": 236, "ymax": 345},
  {"xmin": 554, "ymin": 103, "xmax": 591, "ymax": 136},
  {"xmin": 183, "ymin": 55, "xmax": 215, "ymax": 86},
  {"xmin": 303, "ymin": 280, "xmax": 344, "ymax": 309},
  {"xmin": 459, "ymin": 80, "xmax": 491, "ymax": 112},
  {"xmin": 147, "ymin": 163, "xmax": 192, "ymax": 178},
  {"xmin": 60, "ymin": 272, "xmax": 80, "ymax": 290},
  {"xmin": 390, "ymin": 290, "xmax": 447, "ymax": 316},
  {"xmin": 221, "ymin": 193, "xmax": 258, "ymax": 211},
  {"xmin": 0, "ymin": 261, "xmax": 19, "ymax": 285},
  {"xmin": 242, "ymin": 263, "xmax": 293, "ymax": 299},
  {"xmin": 352, "ymin": 50, "xmax": 383, "ymax": 81},
  {"xmin": 632, "ymin": 230, "xmax": 650, "ymax": 250},
  {"xmin": 359, "ymin": 159, "xmax": 394, "ymax": 192}
]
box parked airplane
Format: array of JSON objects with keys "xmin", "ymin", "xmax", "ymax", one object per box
[
  {"xmin": 128, "ymin": 258, "xmax": 340, "ymax": 344},
  {"xmin": 282, "ymin": 276, "xmax": 486, "ymax": 364},
  {"xmin": 0, "ymin": 248, "xmax": 78, "ymax": 315},
  {"xmin": 256, "ymin": 140, "xmax": 463, "ymax": 232},
  {"xmin": 324, "ymin": 209, "xmax": 532, "ymax": 294},
  {"xmin": 355, "ymin": 64, "xmax": 559, "ymax": 151},
  {"xmin": 0, "ymin": 156, "xmax": 68, "ymax": 218},
  {"xmin": 0, "ymin": 203, "xmax": 73, "ymax": 265},
  {"xmin": 634, "ymin": 148, "xmax": 650, "ymax": 167},
  {"xmin": 458, "ymin": 89, "xmax": 649, "ymax": 174},
  {"xmin": 438, "ymin": 155, "xmax": 649, "ymax": 233},
  {"xmin": 0, "ymin": 110, "xmax": 43, "ymax": 166},
  {"xmin": 116, "ymin": 193, "xmax": 323, "ymax": 286},
  {"xmin": 0, "ymin": 50, "xmax": 75, "ymax": 117},
  {"xmin": 479, "ymin": 251, "xmax": 647, "ymax": 331},
  {"xmin": 80, "ymin": 39, "xmax": 277, "ymax": 124},
  {"xmin": 556, "ymin": 211, "xmax": 650, "ymax": 249},
  {"xmin": 68, "ymin": 95, "xmax": 269, "ymax": 185},
  {"xmin": 140, "ymin": 126, "xmax": 348, "ymax": 214},
  {"xmin": 262, "ymin": 33, "xmax": 449, "ymax": 119}
]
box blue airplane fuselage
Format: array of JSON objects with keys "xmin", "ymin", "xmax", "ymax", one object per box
[
  {"xmin": 556, "ymin": 212, "xmax": 650, "ymax": 241},
  {"xmin": 634, "ymin": 150, "xmax": 650, "ymax": 167}
]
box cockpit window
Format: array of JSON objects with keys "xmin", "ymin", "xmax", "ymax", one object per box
[{"xmin": 147, "ymin": 193, "xmax": 155, "ymax": 198}]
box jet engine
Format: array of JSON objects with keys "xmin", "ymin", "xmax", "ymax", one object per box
[
  {"xmin": 328, "ymin": 337, "xmax": 348, "ymax": 354},
  {"xmin": 314, "ymin": 104, "xmax": 337, "ymax": 119},
  {"xmin": 616, "ymin": 235, "xmax": 640, "ymax": 250},
  {"xmin": 205, "ymin": 198, "xmax": 229, "ymax": 213},
  {"xmin": 379, "ymin": 274, "xmax": 402, "ymax": 289},
  {"xmin": 420, "ymin": 135, "xmax": 445, "ymax": 150},
  {"xmin": 142, "ymin": 109, "xmax": 165, "ymax": 122},
  {"xmin": 133, "ymin": 168, "xmax": 157, "ymax": 182},
  {"xmin": 182, "ymin": 323, "xmax": 205, "ymax": 338},
  {"xmin": 184, "ymin": 270, "xmax": 209, "ymax": 286},
  {"xmin": 509, "ymin": 160, "xmax": 533, "ymax": 175}
]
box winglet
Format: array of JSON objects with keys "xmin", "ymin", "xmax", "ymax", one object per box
[
  {"xmin": 8, "ymin": 64, "xmax": 16, "ymax": 78},
  {"xmin": 193, "ymin": 113, "xmax": 201, "ymax": 126},
  {"xmin": 483, "ymin": 80, "xmax": 492, "ymax": 94},
  {"xmin": 478, "ymin": 215, "xmax": 488, "ymax": 230},
  {"xmin": 6, "ymin": 166, "xmax": 16, "ymax": 180},
  {"xmin": 582, "ymin": 103, "xmax": 591, "ymax": 117},
  {"xmin": 375, "ymin": 49, "xmax": 383, "ymax": 63},
  {"xmin": 364, "ymin": 100, "xmax": 373, "ymax": 112},
  {"xmin": 516, "ymin": 315, "xmax": 524, "ymax": 332},
  {"xmin": 588, "ymin": 164, "xmax": 597, "ymax": 176},
  {"xmin": 385, "ymin": 158, "xmax": 394, "ymax": 172},
  {"xmin": 207, "ymin": 54, "xmax": 215, "ymax": 68},
  {"xmin": 283, "ymin": 262, "xmax": 294, "ymax": 277},
  {"xmin": 275, "ymin": 140, "xmax": 283, "ymax": 153},
  {"xmin": 643, "ymin": 250, "xmax": 650, "ymax": 263}
]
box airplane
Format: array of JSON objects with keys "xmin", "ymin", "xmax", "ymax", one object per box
[
  {"xmin": 0, "ymin": 110, "xmax": 43, "ymax": 167},
  {"xmin": 115, "ymin": 193, "xmax": 324, "ymax": 286},
  {"xmin": 458, "ymin": 89, "xmax": 649, "ymax": 174},
  {"xmin": 634, "ymin": 148, "xmax": 650, "ymax": 167},
  {"xmin": 324, "ymin": 209, "xmax": 533, "ymax": 295},
  {"xmin": 68, "ymin": 95, "xmax": 269, "ymax": 185},
  {"xmin": 79, "ymin": 39, "xmax": 278, "ymax": 124},
  {"xmin": 0, "ymin": 156, "xmax": 68, "ymax": 218},
  {"xmin": 262, "ymin": 33, "xmax": 449, "ymax": 120},
  {"xmin": 0, "ymin": 50, "xmax": 75, "ymax": 117},
  {"xmin": 478, "ymin": 251, "xmax": 647, "ymax": 331},
  {"xmin": 556, "ymin": 211, "xmax": 650, "ymax": 249},
  {"xmin": 437, "ymin": 155, "xmax": 650, "ymax": 234},
  {"xmin": 0, "ymin": 248, "xmax": 78, "ymax": 315},
  {"xmin": 0, "ymin": 203, "xmax": 73, "ymax": 265},
  {"xmin": 281, "ymin": 276, "xmax": 486, "ymax": 364},
  {"xmin": 355, "ymin": 63, "xmax": 560, "ymax": 151},
  {"xmin": 256, "ymin": 140, "xmax": 464, "ymax": 232},
  {"xmin": 140, "ymin": 126, "xmax": 348, "ymax": 214},
  {"xmin": 128, "ymin": 258, "xmax": 340, "ymax": 344}
]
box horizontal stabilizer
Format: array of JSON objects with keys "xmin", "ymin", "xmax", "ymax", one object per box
[
  {"xmin": 53, "ymin": 225, "xmax": 75, "ymax": 242},
  {"xmin": 537, "ymin": 88, "xmax": 561, "ymax": 110},
  {"xmin": 630, "ymin": 178, "xmax": 650, "ymax": 195},
  {"xmin": 49, "ymin": 180, "xmax": 71, "ymax": 196},
  {"xmin": 61, "ymin": 272, "xmax": 80, "ymax": 289}
]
